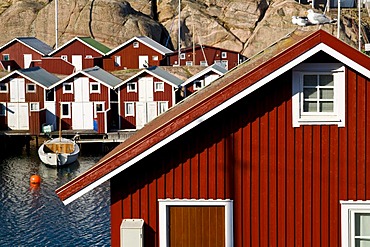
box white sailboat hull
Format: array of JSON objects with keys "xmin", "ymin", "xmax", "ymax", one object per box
[{"xmin": 38, "ymin": 138, "xmax": 80, "ymax": 167}]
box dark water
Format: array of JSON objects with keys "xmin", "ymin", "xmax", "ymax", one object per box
[{"xmin": 0, "ymin": 146, "xmax": 111, "ymax": 246}]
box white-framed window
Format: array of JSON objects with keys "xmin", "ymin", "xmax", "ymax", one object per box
[
  {"xmin": 3, "ymin": 54, "xmax": 9, "ymax": 61},
  {"xmin": 0, "ymin": 83, "xmax": 8, "ymax": 93},
  {"xmin": 0, "ymin": 102, "xmax": 6, "ymax": 116},
  {"xmin": 30, "ymin": 102, "xmax": 39, "ymax": 111},
  {"xmin": 292, "ymin": 63, "xmax": 345, "ymax": 127},
  {"xmin": 193, "ymin": 79, "xmax": 205, "ymax": 90},
  {"xmin": 127, "ymin": 82, "xmax": 137, "ymax": 93},
  {"xmin": 186, "ymin": 61, "xmax": 193, "ymax": 66},
  {"xmin": 152, "ymin": 55, "xmax": 159, "ymax": 61},
  {"xmin": 133, "ymin": 41, "xmax": 139, "ymax": 48},
  {"xmin": 90, "ymin": 82, "xmax": 100, "ymax": 94},
  {"xmin": 26, "ymin": 83, "xmax": 36, "ymax": 93},
  {"xmin": 61, "ymin": 102, "xmax": 71, "ymax": 118},
  {"xmin": 63, "ymin": 82, "xmax": 73, "ymax": 94},
  {"xmin": 200, "ymin": 60, "xmax": 208, "ymax": 66},
  {"xmin": 341, "ymin": 201, "xmax": 370, "ymax": 247},
  {"xmin": 94, "ymin": 102, "xmax": 104, "ymax": 117},
  {"xmin": 154, "ymin": 81, "xmax": 164, "ymax": 92},
  {"xmin": 114, "ymin": 56, "xmax": 121, "ymax": 67},
  {"xmin": 221, "ymin": 51, "xmax": 227, "ymax": 58},
  {"xmin": 158, "ymin": 101, "xmax": 168, "ymax": 115},
  {"xmin": 125, "ymin": 102, "xmax": 134, "ymax": 116},
  {"xmin": 158, "ymin": 199, "xmax": 233, "ymax": 247},
  {"xmin": 61, "ymin": 55, "xmax": 68, "ymax": 61},
  {"xmin": 180, "ymin": 53, "xmax": 186, "ymax": 60}
]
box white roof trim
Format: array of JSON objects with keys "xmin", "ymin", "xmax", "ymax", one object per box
[
  {"xmin": 48, "ymin": 37, "xmax": 106, "ymax": 56},
  {"xmin": 0, "ymin": 70, "xmax": 49, "ymax": 89},
  {"xmin": 61, "ymin": 42, "xmax": 370, "ymax": 205},
  {"xmin": 181, "ymin": 66, "xmax": 226, "ymax": 87},
  {"xmin": 0, "ymin": 38, "xmax": 45, "ymax": 56}
]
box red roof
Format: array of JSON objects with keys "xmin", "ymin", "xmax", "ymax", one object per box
[{"xmin": 56, "ymin": 29, "xmax": 370, "ymax": 204}]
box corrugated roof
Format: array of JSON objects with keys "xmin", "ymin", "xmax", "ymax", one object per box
[
  {"xmin": 18, "ymin": 67, "xmax": 60, "ymax": 88},
  {"xmin": 136, "ymin": 36, "xmax": 173, "ymax": 54},
  {"xmin": 78, "ymin": 37, "xmax": 111, "ymax": 54},
  {"xmin": 146, "ymin": 66, "xmax": 183, "ymax": 86},
  {"xmin": 181, "ymin": 63, "xmax": 228, "ymax": 87},
  {"xmin": 82, "ymin": 66, "xmax": 122, "ymax": 87},
  {"xmin": 8, "ymin": 37, "xmax": 53, "ymax": 55}
]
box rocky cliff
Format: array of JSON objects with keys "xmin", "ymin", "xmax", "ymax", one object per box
[{"xmin": 0, "ymin": 0, "xmax": 368, "ymax": 58}]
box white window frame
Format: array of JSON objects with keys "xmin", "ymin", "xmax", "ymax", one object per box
[
  {"xmin": 200, "ymin": 61, "xmax": 208, "ymax": 66},
  {"xmin": 61, "ymin": 102, "xmax": 71, "ymax": 118},
  {"xmin": 124, "ymin": 102, "xmax": 135, "ymax": 117},
  {"xmin": 193, "ymin": 79, "xmax": 205, "ymax": 91},
  {"xmin": 30, "ymin": 102, "xmax": 39, "ymax": 112},
  {"xmin": 90, "ymin": 82, "xmax": 100, "ymax": 94},
  {"xmin": 221, "ymin": 51, "xmax": 227, "ymax": 58},
  {"xmin": 127, "ymin": 82, "xmax": 137, "ymax": 93},
  {"xmin": 292, "ymin": 63, "xmax": 345, "ymax": 127},
  {"xmin": 114, "ymin": 56, "xmax": 121, "ymax": 67},
  {"xmin": 94, "ymin": 102, "xmax": 104, "ymax": 117},
  {"xmin": 3, "ymin": 54, "xmax": 9, "ymax": 61},
  {"xmin": 152, "ymin": 55, "xmax": 159, "ymax": 61},
  {"xmin": 186, "ymin": 61, "xmax": 193, "ymax": 66},
  {"xmin": 0, "ymin": 83, "xmax": 8, "ymax": 93},
  {"xmin": 63, "ymin": 82, "xmax": 73, "ymax": 94},
  {"xmin": 154, "ymin": 81, "xmax": 164, "ymax": 92},
  {"xmin": 180, "ymin": 53, "xmax": 186, "ymax": 60},
  {"xmin": 341, "ymin": 201, "xmax": 370, "ymax": 247},
  {"xmin": 26, "ymin": 83, "xmax": 36, "ymax": 93},
  {"xmin": 61, "ymin": 55, "xmax": 68, "ymax": 61},
  {"xmin": 158, "ymin": 101, "xmax": 168, "ymax": 115},
  {"xmin": 85, "ymin": 55, "xmax": 93, "ymax": 58},
  {"xmin": 133, "ymin": 41, "xmax": 139, "ymax": 48},
  {"xmin": 0, "ymin": 102, "xmax": 6, "ymax": 116},
  {"xmin": 158, "ymin": 199, "xmax": 233, "ymax": 247}
]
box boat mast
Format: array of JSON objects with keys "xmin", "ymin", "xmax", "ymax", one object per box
[
  {"xmin": 59, "ymin": 102, "xmax": 62, "ymax": 141},
  {"xmin": 55, "ymin": 0, "xmax": 58, "ymax": 49},
  {"xmin": 178, "ymin": 0, "xmax": 181, "ymax": 66}
]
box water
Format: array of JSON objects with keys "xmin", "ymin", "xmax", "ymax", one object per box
[{"xmin": 0, "ymin": 146, "xmax": 111, "ymax": 246}]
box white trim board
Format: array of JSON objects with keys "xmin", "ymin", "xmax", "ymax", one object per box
[{"xmin": 61, "ymin": 43, "xmax": 370, "ymax": 205}]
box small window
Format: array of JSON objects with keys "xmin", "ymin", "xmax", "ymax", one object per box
[
  {"xmin": 125, "ymin": 102, "xmax": 134, "ymax": 116},
  {"xmin": 127, "ymin": 82, "xmax": 137, "ymax": 93},
  {"xmin": 155, "ymin": 81, "xmax": 164, "ymax": 92},
  {"xmin": 61, "ymin": 102, "xmax": 71, "ymax": 118},
  {"xmin": 0, "ymin": 102, "xmax": 6, "ymax": 116},
  {"xmin": 90, "ymin": 82, "xmax": 100, "ymax": 93},
  {"xmin": 186, "ymin": 61, "xmax": 193, "ymax": 66},
  {"xmin": 94, "ymin": 102, "xmax": 104, "ymax": 117},
  {"xmin": 0, "ymin": 83, "xmax": 8, "ymax": 93},
  {"xmin": 152, "ymin": 55, "xmax": 159, "ymax": 61},
  {"xmin": 193, "ymin": 80, "xmax": 204, "ymax": 90},
  {"xmin": 30, "ymin": 102, "xmax": 39, "ymax": 111},
  {"xmin": 200, "ymin": 61, "xmax": 208, "ymax": 66},
  {"xmin": 114, "ymin": 56, "xmax": 121, "ymax": 67},
  {"xmin": 180, "ymin": 53, "xmax": 186, "ymax": 60},
  {"xmin": 61, "ymin": 55, "xmax": 68, "ymax": 61},
  {"xmin": 3, "ymin": 54, "xmax": 9, "ymax": 61},
  {"xmin": 158, "ymin": 101, "xmax": 168, "ymax": 115},
  {"xmin": 221, "ymin": 51, "xmax": 227, "ymax": 58},
  {"xmin": 133, "ymin": 42, "xmax": 139, "ymax": 48},
  {"xmin": 85, "ymin": 55, "xmax": 93, "ymax": 58},
  {"xmin": 63, "ymin": 82, "xmax": 73, "ymax": 94},
  {"xmin": 26, "ymin": 83, "xmax": 36, "ymax": 93}
]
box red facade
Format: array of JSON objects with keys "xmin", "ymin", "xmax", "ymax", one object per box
[{"xmin": 35, "ymin": 58, "xmax": 75, "ymax": 75}]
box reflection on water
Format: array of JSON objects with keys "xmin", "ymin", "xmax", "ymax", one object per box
[{"xmin": 0, "ymin": 148, "xmax": 110, "ymax": 246}]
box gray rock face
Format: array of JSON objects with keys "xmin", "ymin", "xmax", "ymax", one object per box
[{"xmin": 0, "ymin": 0, "xmax": 366, "ymax": 58}]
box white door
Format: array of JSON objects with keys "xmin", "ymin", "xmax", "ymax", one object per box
[
  {"xmin": 72, "ymin": 55, "xmax": 83, "ymax": 71},
  {"xmin": 138, "ymin": 77, "xmax": 154, "ymax": 102},
  {"xmin": 10, "ymin": 78, "xmax": 25, "ymax": 102},
  {"xmin": 74, "ymin": 77, "xmax": 89, "ymax": 102},
  {"xmin": 72, "ymin": 102, "xmax": 93, "ymax": 130},
  {"xmin": 204, "ymin": 74, "xmax": 220, "ymax": 86},
  {"xmin": 45, "ymin": 101, "xmax": 56, "ymax": 130},
  {"xmin": 135, "ymin": 102, "xmax": 146, "ymax": 129},
  {"xmin": 138, "ymin": 55, "xmax": 149, "ymax": 69},
  {"xmin": 7, "ymin": 103, "xmax": 29, "ymax": 130},
  {"xmin": 24, "ymin": 54, "xmax": 32, "ymax": 68},
  {"xmin": 147, "ymin": 102, "xmax": 157, "ymax": 122}
]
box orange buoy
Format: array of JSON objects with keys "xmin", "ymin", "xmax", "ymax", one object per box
[{"xmin": 30, "ymin": 175, "xmax": 41, "ymax": 185}]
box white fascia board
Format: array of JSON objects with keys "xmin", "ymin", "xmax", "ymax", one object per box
[
  {"xmin": 113, "ymin": 69, "xmax": 146, "ymax": 89},
  {"xmin": 0, "ymin": 70, "xmax": 48, "ymax": 89},
  {"xmin": 181, "ymin": 67, "xmax": 224, "ymax": 87},
  {"xmin": 0, "ymin": 38, "xmax": 44, "ymax": 56},
  {"xmin": 105, "ymin": 37, "xmax": 137, "ymax": 56},
  {"xmin": 48, "ymin": 37, "xmax": 78, "ymax": 56},
  {"xmin": 62, "ymin": 43, "xmax": 370, "ymax": 205}
]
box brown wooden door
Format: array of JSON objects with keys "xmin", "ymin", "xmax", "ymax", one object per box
[{"xmin": 169, "ymin": 206, "xmax": 225, "ymax": 247}]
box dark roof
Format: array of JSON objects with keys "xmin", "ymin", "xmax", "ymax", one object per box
[
  {"xmin": 1, "ymin": 67, "xmax": 60, "ymax": 88},
  {"xmin": 56, "ymin": 30, "xmax": 370, "ymax": 204},
  {"xmin": 82, "ymin": 66, "xmax": 122, "ymax": 88},
  {"xmin": 0, "ymin": 37, "xmax": 54, "ymax": 55}
]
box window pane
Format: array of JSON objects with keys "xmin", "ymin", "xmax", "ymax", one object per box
[
  {"xmin": 320, "ymin": 88, "xmax": 334, "ymax": 99},
  {"xmin": 304, "ymin": 102, "xmax": 317, "ymax": 112},
  {"xmin": 96, "ymin": 104, "xmax": 103, "ymax": 112},
  {"xmin": 304, "ymin": 88, "xmax": 317, "ymax": 99},
  {"xmin": 320, "ymin": 101, "xmax": 334, "ymax": 112},
  {"xmin": 355, "ymin": 239, "xmax": 370, "ymax": 247},
  {"xmin": 62, "ymin": 104, "xmax": 69, "ymax": 115},
  {"xmin": 355, "ymin": 213, "xmax": 370, "ymax": 236},
  {"xmin": 303, "ymin": 75, "xmax": 317, "ymax": 86},
  {"xmin": 319, "ymin": 75, "xmax": 334, "ymax": 86}
]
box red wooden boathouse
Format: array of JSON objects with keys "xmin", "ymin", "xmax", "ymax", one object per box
[{"xmin": 56, "ymin": 29, "xmax": 370, "ymax": 247}]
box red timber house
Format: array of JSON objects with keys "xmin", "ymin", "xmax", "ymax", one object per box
[
  {"xmin": 114, "ymin": 66, "xmax": 183, "ymax": 129},
  {"xmin": 168, "ymin": 44, "xmax": 247, "ymax": 70},
  {"xmin": 39, "ymin": 37, "xmax": 111, "ymax": 75},
  {"xmin": 50, "ymin": 66, "xmax": 122, "ymax": 134},
  {"xmin": 0, "ymin": 67, "xmax": 60, "ymax": 135},
  {"xmin": 56, "ymin": 29, "xmax": 370, "ymax": 247},
  {"xmin": 0, "ymin": 37, "xmax": 53, "ymax": 71},
  {"xmin": 103, "ymin": 36, "xmax": 173, "ymax": 70},
  {"xmin": 180, "ymin": 63, "xmax": 228, "ymax": 98}
]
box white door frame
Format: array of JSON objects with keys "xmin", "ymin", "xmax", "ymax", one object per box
[
  {"xmin": 138, "ymin": 55, "xmax": 149, "ymax": 69},
  {"xmin": 74, "ymin": 77, "xmax": 89, "ymax": 102},
  {"xmin": 7, "ymin": 102, "xmax": 29, "ymax": 130},
  {"xmin": 72, "ymin": 55, "xmax": 83, "ymax": 71}
]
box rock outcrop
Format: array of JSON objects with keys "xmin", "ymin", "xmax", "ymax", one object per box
[{"xmin": 0, "ymin": 0, "xmax": 367, "ymax": 58}]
